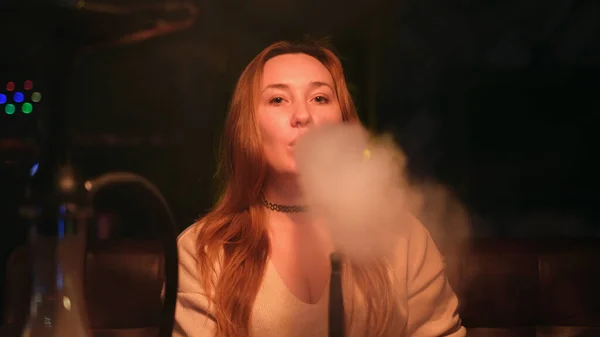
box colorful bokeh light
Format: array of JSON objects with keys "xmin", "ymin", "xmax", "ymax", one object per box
[
  {"xmin": 32, "ymin": 92, "xmax": 42, "ymax": 103},
  {"xmin": 5, "ymin": 104, "xmax": 15, "ymax": 115},
  {"xmin": 22, "ymin": 103, "xmax": 33, "ymax": 114},
  {"xmin": 14, "ymin": 92, "xmax": 24, "ymax": 103},
  {"xmin": 2, "ymin": 81, "xmax": 41, "ymax": 115},
  {"xmin": 30, "ymin": 162, "xmax": 39, "ymax": 177}
]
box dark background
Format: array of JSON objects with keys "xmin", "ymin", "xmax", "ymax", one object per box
[{"xmin": 0, "ymin": 0, "xmax": 599, "ymax": 318}]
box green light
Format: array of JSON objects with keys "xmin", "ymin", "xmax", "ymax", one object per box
[
  {"xmin": 22, "ymin": 103, "xmax": 33, "ymax": 114},
  {"xmin": 5, "ymin": 104, "xmax": 15, "ymax": 115},
  {"xmin": 32, "ymin": 92, "xmax": 42, "ymax": 103}
]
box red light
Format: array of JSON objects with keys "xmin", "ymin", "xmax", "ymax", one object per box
[
  {"xmin": 24, "ymin": 80, "xmax": 33, "ymax": 90},
  {"xmin": 6, "ymin": 82, "xmax": 15, "ymax": 91}
]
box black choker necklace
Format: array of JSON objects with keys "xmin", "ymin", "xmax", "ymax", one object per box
[{"xmin": 261, "ymin": 194, "xmax": 308, "ymax": 213}]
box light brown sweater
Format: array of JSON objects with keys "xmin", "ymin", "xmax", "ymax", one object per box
[{"xmin": 173, "ymin": 219, "xmax": 466, "ymax": 337}]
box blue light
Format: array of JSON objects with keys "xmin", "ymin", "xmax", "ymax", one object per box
[
  {"xmin": 0, "ymin": 94, "xmax": 6, "ymax": 104},
  {"xmin": 57, "ymin": 264, "xmax": 64, "ymax": 290},
  {"xmin": 29, "ymin": 162, "xmax": 39, "ymax": 177},
  {"xmin": 58, "ymin": 205, "xmax": 66, "ymax": 239},
  {"xmin": 14, "ymin": 92, "xmax": 24, "ymax": 103}
]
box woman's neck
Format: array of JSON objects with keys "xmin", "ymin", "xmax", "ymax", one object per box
[
  {"xmin": 262, "ymin": 172, "xmax": 305, "ymax": 207},
  {"xmin": 262, "ymin": 173, "xmax": 317, "ymax": 230}
]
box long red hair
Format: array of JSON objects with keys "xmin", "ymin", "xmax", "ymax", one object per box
[{"xmin": 195, "ymin": 39, "xmax": 400, "ymax": 337}]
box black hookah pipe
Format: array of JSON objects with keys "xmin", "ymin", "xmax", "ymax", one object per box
[
  {"xmin": 329, "ymin": 252, "xmax": 346, "ymax": 337},
  {"xmin": 85, "ymin": 173, "xmax": 179, "ymax": 337}
]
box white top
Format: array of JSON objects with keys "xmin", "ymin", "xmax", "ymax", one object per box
[{"xmin": 172, "ymin": 218, "xmax": 466, "ymax": 337}]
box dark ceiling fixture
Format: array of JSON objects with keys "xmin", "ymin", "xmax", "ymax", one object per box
[
  {"xmin": 72, "ymin": 0, "xmax": 199, "ymax": 51},
  {"xmin": 0, "ymin": 0, "xmax": 199, "ymax": 50}
]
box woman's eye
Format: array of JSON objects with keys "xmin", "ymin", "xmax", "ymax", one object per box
[
  {"xmin": 269, "ymin": 97, "xmax": 284, "ymax": 105},
  {"xmin": 314, "ymin": 96, "xmax": 329, "ymax": 104}
]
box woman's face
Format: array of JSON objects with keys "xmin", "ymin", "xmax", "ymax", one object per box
[{"xmin": 257, "ymin": 53, "xmax": 343, "ymax": 176}]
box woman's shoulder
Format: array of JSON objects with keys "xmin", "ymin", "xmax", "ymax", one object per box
[
  {"xmin": 178, "ymin": 221, "xmax": 201, "ymax": 247},
  {"xmin": 405, "ymin": 213, "xmax": 434, "ymax": 244},
  {"xmin": 176, "ymin": 220, "xmax": 223, "ymax": 291},
  {"xmin": 177, "ymin": 222, "xmax": 202, "ymax": 261},
  {"xmin": 389, "ymin": 213, "xmax": 444, "ymax": 274},
  {"xmin": 177, "ymin": 220, "xmax": 218, "ymax": 262},
  {"xmin": 176, "ymin": 221, "xmax": 207, "ymax": 292},
  {"xmin": 391, "ymin": 212, "xmax": 433, "ymax": 248}
]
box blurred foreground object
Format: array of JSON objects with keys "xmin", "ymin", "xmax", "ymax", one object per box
[
  {"xmin": 14, "ymin": 170, "xmax": 178, "ymax": 337},
  {"xmin": 19, "ymin": 166, "xmax": 93, "ymax": 337},
  {"xmin": 0, "ymin": 0, "xmax": 189, "ymax": 334}
]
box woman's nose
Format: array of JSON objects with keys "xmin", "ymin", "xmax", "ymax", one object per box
[{"xmin": 291, "ymin": 103, "xmax": 312, "ymax": 127}]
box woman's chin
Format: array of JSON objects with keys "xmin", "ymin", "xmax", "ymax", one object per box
[
  {"xmin": 287, "ymin": 162, "xmax": 299, "ymax": 175},
  {"xmin": 269, "ymin": 164, "xmax": 299, "ymax": 178}
]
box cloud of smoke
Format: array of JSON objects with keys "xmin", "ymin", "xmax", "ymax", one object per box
[{"xmin": 295, "ymin": 123, "xmax": 471, "ymax": 265}]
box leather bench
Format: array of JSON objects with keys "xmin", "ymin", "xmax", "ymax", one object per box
[{"xmin": 447, "ymin": 238, "xmax": 600, "ymax": 337}]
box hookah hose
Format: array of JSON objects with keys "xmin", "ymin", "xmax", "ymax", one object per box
[
  {"xmin": 86, "ymin": 172, "xmax": 178, "ymax": 337},
  {"xmin": 329, "ymin": 252, "xmax": 345, "ymax": 337}
]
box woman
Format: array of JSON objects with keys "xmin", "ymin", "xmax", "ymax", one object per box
[{"xmin": 173, "ymin": 40, "xmax": 465, "ymax": 337}]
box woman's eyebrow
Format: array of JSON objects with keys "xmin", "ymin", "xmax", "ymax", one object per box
[{"xmin": 261, "ymin": 81, "xmax": 334, "ymax": 94}]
